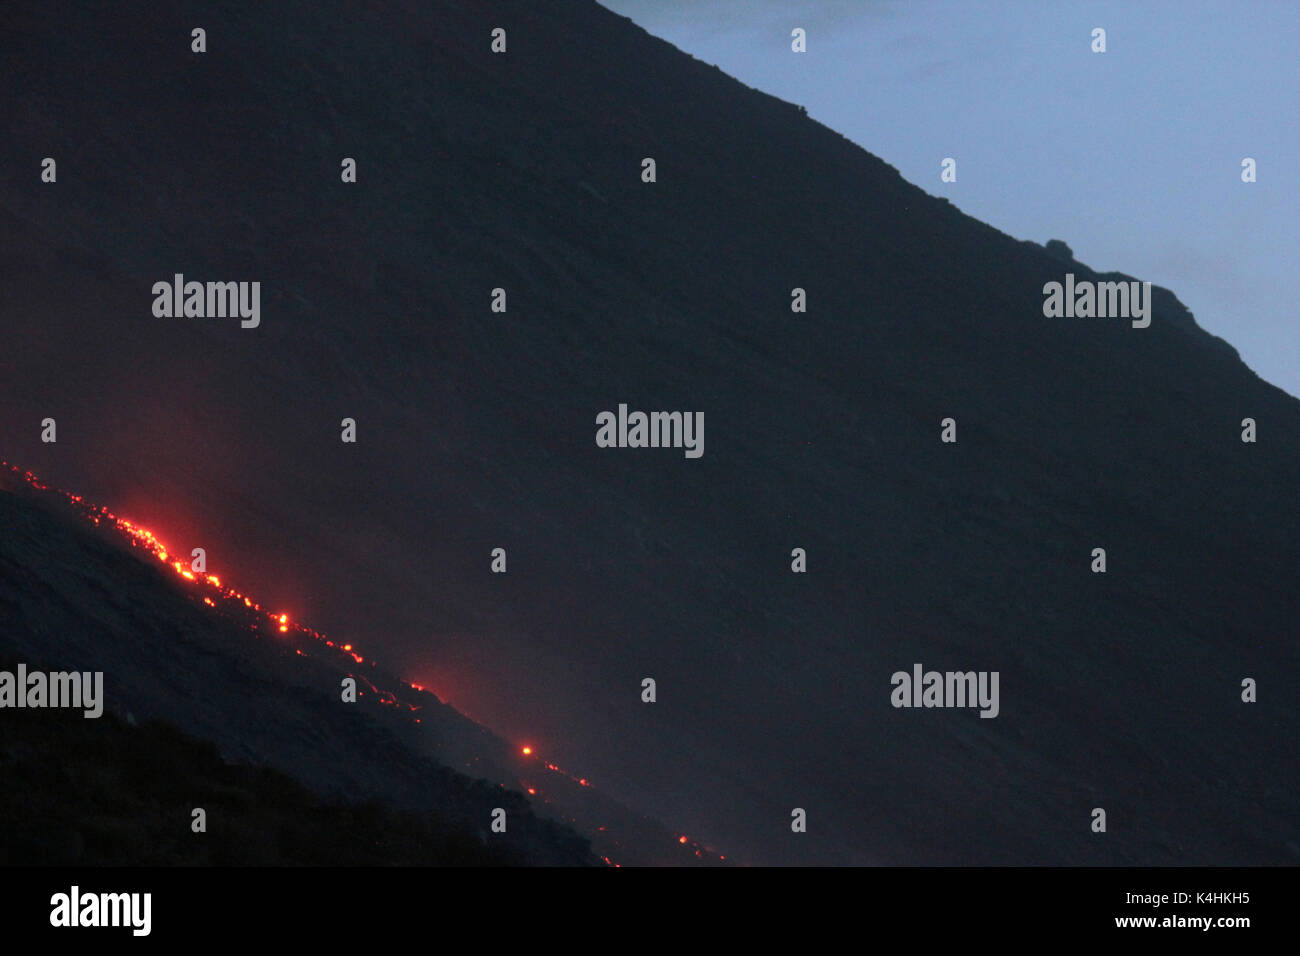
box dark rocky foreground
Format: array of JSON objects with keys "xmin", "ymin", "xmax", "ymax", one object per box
[
  {"xmin": 0, "ymin": 483, "xmax": 598, "ymax": 865},
  {"xmin": 0, "ymin": 686, "xmax": 530, "ymax": 867}
]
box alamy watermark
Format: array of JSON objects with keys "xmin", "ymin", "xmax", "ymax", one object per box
[
  {"xmin": 0, "ymin": 663, "xmax": 103, "ymax": 718},
  {"xmin": 890, "ymin": 663, "xmax": 999, "ymax": 718},
  {"xmin": 152, "ymin": 274, "xmax": 260, "ymax": 328},
  {"xmin": 596, "ymin": 404, "xmax": 704, "ymax": 458},
  {"xmin": 50, "ymin": 886, "xmax": 151, "ymax": 936},
  {"xmin": 1042, "ymin": 273, "xmax": 1151, "ymax": 328}
]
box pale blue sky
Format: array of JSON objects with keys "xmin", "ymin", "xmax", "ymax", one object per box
[{"xmin": 600, "ymin": 0, "xmax": 1299, "ymax": 397}]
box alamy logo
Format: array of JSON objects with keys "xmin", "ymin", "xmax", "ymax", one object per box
[
  {"xmin": 152, "ymin": 274, "xmax": 261, "ymax": 328},
  {"xmin": 0, "ymin": 663, "xmax": 103, "ymax": 718},
  {"xmin": 596, "ymin": 404, "xmax": 704, "ymax": 458},
  {"xmin": 50, "ymin": 886, "xmax": 151, "ymax": 936},
  {"xmin": 1042, "ymin": 273, "xmax": 1151, "ymax": 328},
  {"xmin": 890, "ymin": 663, "xmax": 1000, "ymax": 718}
]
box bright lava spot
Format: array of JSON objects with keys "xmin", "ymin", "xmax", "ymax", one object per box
[
  {"xmin": 678, "ymin": 836, "xmax": 688, "ymax": 844},
  {"xmin": 521, "ymin": 746, "xmax": 533, "ymax": 756}
]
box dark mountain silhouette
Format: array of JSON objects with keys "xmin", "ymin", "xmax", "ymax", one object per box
[{"xmin": 2, "ymin": 0, "xmax": 1297, "ymax": 865}]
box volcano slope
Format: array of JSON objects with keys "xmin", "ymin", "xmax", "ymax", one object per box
[
  {"xmin": 2, "ymin": 0, "xmax": 1298, "ymax": 865},
  {"xmin": 0, "ymin": 474, "xmax": 600, "ymax": 866}
]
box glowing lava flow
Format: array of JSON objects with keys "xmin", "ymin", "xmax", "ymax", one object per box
[
  {"xmin": 517, "ymin": 747, "xmax": 594, "ymax": 792},
  {"xmin": 2, "ymin": 462, "xmax": 396, "ymax": 704},
  {"xmin": 3, "ymin": 461, "xmax": 727, "ymax": 867}
]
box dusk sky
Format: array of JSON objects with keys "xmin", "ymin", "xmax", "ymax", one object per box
[{"xmin": 600, "ymin": 0, "xmax": 1300, "ymax": 398}]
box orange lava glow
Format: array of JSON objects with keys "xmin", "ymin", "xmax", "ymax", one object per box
[
  {"xmin": 1, "ymin": 461, "xmax": 659, "ymax": 865},
  {"xmin": 1, "ymin": 462, "xmax": 384, "ymax": 678}
]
